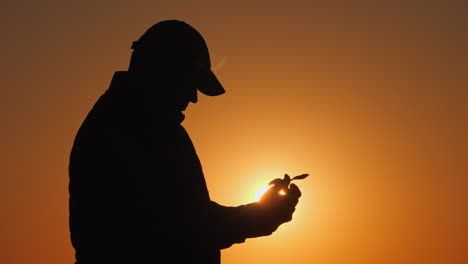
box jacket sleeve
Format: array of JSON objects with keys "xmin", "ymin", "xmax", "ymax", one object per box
[{"xmin": 195, "ymin": 200, "xmax": 279, "ymax": 250}]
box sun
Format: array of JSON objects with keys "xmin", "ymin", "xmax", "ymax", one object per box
[{"xmin": 254, "ymin": 185, "xmax": 272, "ymax": 202}]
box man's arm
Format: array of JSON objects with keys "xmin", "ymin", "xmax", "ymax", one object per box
[{"xmin": 200, "ymin": 183, "xmax": 302, "ymax": 250}]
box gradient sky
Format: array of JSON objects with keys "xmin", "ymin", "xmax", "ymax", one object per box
[{"xmin": 2, "ymin": 1, "xmax": 467, "ymax": 263}]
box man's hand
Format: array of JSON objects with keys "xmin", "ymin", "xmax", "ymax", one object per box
[
  {"xmin": 243, "ymin": 180, "xmax": 302, "ymax": 238},
  {"xmin": 235, "ymin": 175, "xmax": 304, "ymax": 239},
  {"xmin": 259, "ymin": 182, "xmax": 302, "ymax": 223}
]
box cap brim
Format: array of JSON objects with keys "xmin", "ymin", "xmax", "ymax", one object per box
[{"xmin": 198, "ymin": 69, "xmax": 225, "ymax": 96}]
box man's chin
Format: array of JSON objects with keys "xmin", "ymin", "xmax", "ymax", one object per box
[{"xmin": 178, "ymin": 104, "xmax": 189, "ymax": 112}]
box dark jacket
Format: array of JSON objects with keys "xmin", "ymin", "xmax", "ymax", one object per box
[{"xmin": 69, "ymin": 72, "xmax": 269, "ymax": 264}]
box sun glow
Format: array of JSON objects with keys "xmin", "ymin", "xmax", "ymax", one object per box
[
  {"xmin": 254, "ymin": 185, "xmax": 288, "ymax": 201},
  {"xmin": 254, "ymin": 185, "xmax": 272, "ymax": 202}
]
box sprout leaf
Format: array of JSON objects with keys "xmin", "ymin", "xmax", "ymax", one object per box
[{"xmin": 292, "ymin": 174, "xmax": 309, "ymax": 181}]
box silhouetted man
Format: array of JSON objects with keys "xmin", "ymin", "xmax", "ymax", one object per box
[{"xmin": 69, "ymin": 20, "xmax": 301, "ymax": 264}]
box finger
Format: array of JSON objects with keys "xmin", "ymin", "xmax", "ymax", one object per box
[
  {"xmin": 289, "ymin": 183, "xmax": 302, "ymax": 198},
  {"xmin": 285, "ymin": 184, "xmax": 300, "ymax": 207},
  {"xmin": 268, "ymin": 178, "xmax": 284, "ymax": 187},
  {"xmin": 269, "ymin": 184, "xmax": 283, "ymax": 191},
  {"xmin": 278, "ymin": 207, "xmax": 295, "ymax": 223},
  {"xmin": 260, "ymin": 184, "xmax": 284, "ymax": 203},
  {"xmin": 264, "ymin": 184, "xmax": 282, "ymax": 197}
]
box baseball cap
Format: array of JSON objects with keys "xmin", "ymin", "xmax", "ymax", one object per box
[{"xmin": 131, "ymin": 20, "xmax": 225, "ymax": 96}]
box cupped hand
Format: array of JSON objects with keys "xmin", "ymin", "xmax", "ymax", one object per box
[{"xmin": 258, "ymin": 181, "xmax": 302, "ymax": 224}]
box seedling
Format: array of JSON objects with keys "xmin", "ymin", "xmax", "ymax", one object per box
[{"xmin": 268, "ymin": 173, "xmax": 309, "ymax": 189}]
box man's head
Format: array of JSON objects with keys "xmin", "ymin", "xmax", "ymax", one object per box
[{"xmin": 128, "ymin": 20, "xmax": 225, "ymax": 112}]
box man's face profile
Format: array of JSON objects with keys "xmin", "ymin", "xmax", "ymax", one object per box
[{"xmin": 134, "ymin": 66, "xmax": 200, "ymax": 112}]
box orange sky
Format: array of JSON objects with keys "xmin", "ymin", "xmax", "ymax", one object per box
[{"xmin": 2, "ymin": 1, "xmax": 467, "ymax": 263}]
